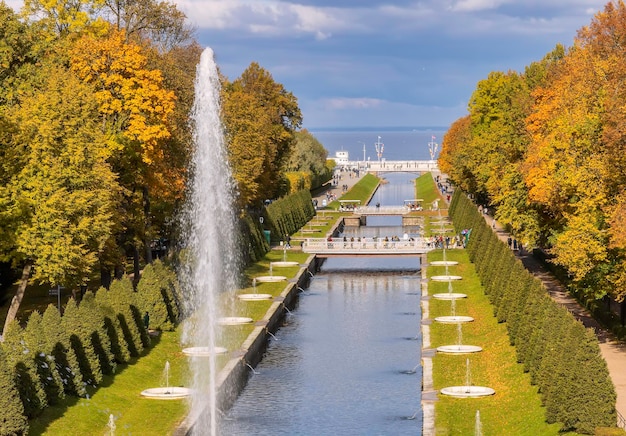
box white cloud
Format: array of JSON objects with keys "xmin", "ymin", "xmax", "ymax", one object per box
[
  {"xmin": 176, "ymin": 0, "xmax": 349, "ymax": 38},
  {"xmin": 324, "ymin": 97, "xmax": 384, "ymax": 110},
  {"xmin": 449, "ymin": 0, "xmax": 511, "ymax": 13},
  {"xmin": 302, "ymin": 97, "xmax": 467, "ymax": 128}
]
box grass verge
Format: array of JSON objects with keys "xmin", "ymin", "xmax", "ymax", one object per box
[
  {"xmin": 427, "ymin": 249, "xmax": 571, "ymax": 435},
  {"xmin": 29, "ymin": 250, "xmax": 312, "ymax": 435}
]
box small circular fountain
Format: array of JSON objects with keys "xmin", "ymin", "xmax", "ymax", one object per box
[
  {"xmin": 437, "ymin": 324, "xmax": 482, "ymax": 354},
  {"xmin": 254, "ymin": 275, "xmax": 287, "ymax": 283},
  {"xmin": 238, "ymin": 277, "xmax": 274, "ymax": 300},
  {"xmin": 440, "ymin": 358, "xmax": 495, "ymax": 398},
  {"xmin": 431, "ymin": 275, "xmax": 462, "ymax": 281},
  {"xmin": 217, "ymin": 316, "xmax": 254, "ymax": 325},
  {"xmin": 437, "ymin": 345, "xmax": 483, "ymax": 354},
  {"xmin": 429, "ymin": 261, "xmax": 459, "ymax": 266},
  {"xmin": 140, "ymin": 361, "xmax": 191, "ymax": 399},
  {"xmin": 238, "ymin": 293, "xmax": 273, "ymax": 301},
  {"xmin": 271, "ymin": 261, "xmax": 299, "ymax": 267},
  {"xmin": 435, "ymin": 315, "xmax": 474, "ymax": 323},
  {"xmin": 182, "ymin": 346, "xmax": 228, "ymax": 356},
  {"xmin": 432, "ymin": 293, "xmax": 467, "ymax": 300},
  {"xmin": 141, "ymin": 386, "xmax": 192, "ymax": 399},
  {"xmin": 440, "ymin": 386, "xmax": 495, "ymax": 397}
]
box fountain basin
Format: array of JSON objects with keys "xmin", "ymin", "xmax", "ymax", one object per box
[
  {"xmin": 431, "ymin": 275, "xmax": 462, "ymax": 281},
  {"xmin": 436, "ymin": 345, "xmax": 483, "ymax": 354},
  {"xmin": 218, "ymin": 317, "xmax": 253, "ymax": 325},
  {"xmin": 141, "ymin": 387, "xmax": 191, "ymax": 399},
  {"xmin": 271, "ymin": 261, "xmax": 299, "ymax": 267},
  {"xmin": 182, "ymin": 346, "xmax": 228, "ymax": 356},
  {"xmin": 435, "ymin": 316, "xmax": 474, "ymax": 323},
  {"xmin": 440, "ymin": 386, "xmax": 495, "ymax": 398},
  {"xmin": 429, "ymin": 261, "xmax": 459, "ymax": 266},
  {"xmin": 255, "ymin": 275, "xmax": 287, "ymax": 283},
  {"xmin": 238, "ymin": 293, "xmax": 273, "ymax": 301},
  {"xmin": 432, "ymin": 293, "xmax": 467, "ymax": 300}
]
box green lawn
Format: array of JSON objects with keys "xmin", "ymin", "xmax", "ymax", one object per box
[
  {"xmin": 427, "ymin": 249, "xmax": 570, "ymax": 435},
  {"xmin": 28, "ymin": 250, "xmax": 312, "ymax": 435},
  {"xmin": 415, "ymin": 172, "xmax": 444, "ymax": 208},
  {"xmin": 328, "ymin": 173, "xmax": 380, "ymax": 209}
]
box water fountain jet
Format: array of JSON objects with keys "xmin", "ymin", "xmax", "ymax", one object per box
[
  {"xmin": 179, "ymin": 47, "xmax": 241, "ymax": 434},
  {"xmin": 141, "ymin": 361, "xmax": 191, "ymax": 399},
  {"xmin": 437, "ymin": 322, "xmax": 482, "ymax": 354},
  {"xmin": 238, "ymin": 277, "xmax": 272, "ymax": 301},
  {"xmin": 440, "ymin": 358, "xmax": 495, "ymax": 398}
]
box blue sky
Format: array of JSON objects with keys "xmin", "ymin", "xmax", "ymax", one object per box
[{"xmin": 6, "ymin": 0, "xmax": 609, "ymax": 129}]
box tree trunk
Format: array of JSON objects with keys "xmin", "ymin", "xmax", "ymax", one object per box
[
  {"xmin": 133, "ymin": 244, "xmax": 140, "ymax": 287},
  {"xmin": 621, "ymin": 300, "xmax": 626, "ymax": 326},
  {"xmin": 143, "ymin": 186, "xmax": 153, "ymax": 265},
  {"xmin": 1, "ymin": 261, "xmax": 32, "ymax": 340},
  {"xmin": 100, "ymin": 266, "xmax": 112, "ymax": 289}
]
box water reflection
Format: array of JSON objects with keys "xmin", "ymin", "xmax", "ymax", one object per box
[
  {"xmin": 219, "ymin": 172, "xmax": 424, "ymax": 435},
  {"xmin": 220, "ymin": 257, "xmax": 423, "ymax": 435}
]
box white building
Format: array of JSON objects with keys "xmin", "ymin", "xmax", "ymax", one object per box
[{"xmin": 331, "ymin": 150, "xmax": 349, "ymax": 165}]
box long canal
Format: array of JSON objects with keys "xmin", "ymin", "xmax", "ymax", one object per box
[{"xmin": 220, "ymin": 172, "xmax": 424, "ymax": 435}]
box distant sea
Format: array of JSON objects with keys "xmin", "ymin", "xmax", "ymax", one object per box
[{"xmin": 309, "ymin": 127, "xmax": 448, "ymax": 162}]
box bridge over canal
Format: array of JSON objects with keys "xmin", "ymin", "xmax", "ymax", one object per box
[
  {"xmin": 301, "ymin": 237, "xmax": 433, "ymax": 257},
  {"xmin": 343, "ymin": 160, "xmax": 439, "ymax": 173}
]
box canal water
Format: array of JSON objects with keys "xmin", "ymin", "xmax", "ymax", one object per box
[{"xmin": 220, "ymin": 172, "xmax": 423, "ymax": 435}]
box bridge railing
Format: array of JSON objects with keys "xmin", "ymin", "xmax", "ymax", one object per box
[
  {"xmin": 353, "ymin": 206, "xmax": 411, "ymax": 215},
  {"xmin": 302, "ymin": 237, "xmax": 432, "ymax": 254},
  {"xmin": 343, "ymin": 160, "xmax": 439, "ymax": 172}
]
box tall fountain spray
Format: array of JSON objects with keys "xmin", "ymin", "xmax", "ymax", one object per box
[{"xmin": 180, "ymin": 47, "xmax": 240, "ymax": 435}]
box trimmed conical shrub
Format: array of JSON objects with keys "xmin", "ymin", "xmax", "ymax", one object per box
[
  {"xmin": 78, "ymin": 291, "xmax": 116, "ymax": 375},
  {"xmin": 23, "ymin": 312, "xmax": 64, "ymax": 405},
  {"xmin": 62, "ymin": 298, "xmax": 103, "ymax": 387},
  {"xmin": 1, "ymin": 320, "xmax": 47, "ymax": 418},
  {"xmin": 0, "ymin": 347, "xmax": 27, "ymax": 435},
  {"xmin": 95, "ymin": 287, "xmax": 131, "ymax": 364},
  {"xmin": 108, "ymin": 277, "xmax": 148, "ymax": 355},
  {"xmin": 41, "ymin": 304, "xmax": 86, "ymax": 397},
  {"xmin": 136, "ymin": 260, "xmax": 179, "ymax": 331}
]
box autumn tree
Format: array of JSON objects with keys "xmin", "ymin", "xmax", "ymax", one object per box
[
  {"xmin": 69, "ymin": 29, "xmax": 176, "ymax": 275},
  {"xmin": 285, "ymin": 129, "xmax": 331, "ymax": 191},
  {"xmin": 1, "ymin": 64, "xmax": 119, "ymax": 333},
  {"xmin": 21, "ymin": 0, "xmax": 108, "ymax": 36},
  {"xmin": 222, "ymin": 62, "xmax": 302, "ymax": 207},
  {"xmin": 102, "ymin": 0, "xmax": 193, "ymax": 50}
]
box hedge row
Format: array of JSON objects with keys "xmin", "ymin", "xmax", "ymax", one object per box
[
  {"xmin": 0, "ymin": 260, "xmax": 179, "ymax": 435},
  {"xmin": 264, "ymin": 189, "xmax": 316, "ymax": 243},
  {"xmin": 449, "ymin": 190, "xmax": 617, "ymax": 434}
]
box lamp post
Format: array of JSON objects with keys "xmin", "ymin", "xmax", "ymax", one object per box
[
  {"xmin": 375, "ymin": 136, "xmax": 384, "ymax": 162},
  {"xmin": 357, "ymin": 141, "xmax": 366, "ymax": 168}
]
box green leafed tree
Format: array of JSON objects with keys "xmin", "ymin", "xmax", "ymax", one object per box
[
  {"xmin": 2, "ymin": 65, "xmax": 118, "ymax": 335},
  {"xmin": 222, "ymin": 62, "xmax": 302, "ymax": 207}
]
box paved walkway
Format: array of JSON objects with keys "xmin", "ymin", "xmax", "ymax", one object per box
[{"xmin": 486, "ymin": 214, "xmax": 626, "ymax": 427}]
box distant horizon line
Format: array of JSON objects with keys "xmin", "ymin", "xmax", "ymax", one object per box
[{"xmin": 305, "ymin": 126, "xmax": 448, "ymax": 133}]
